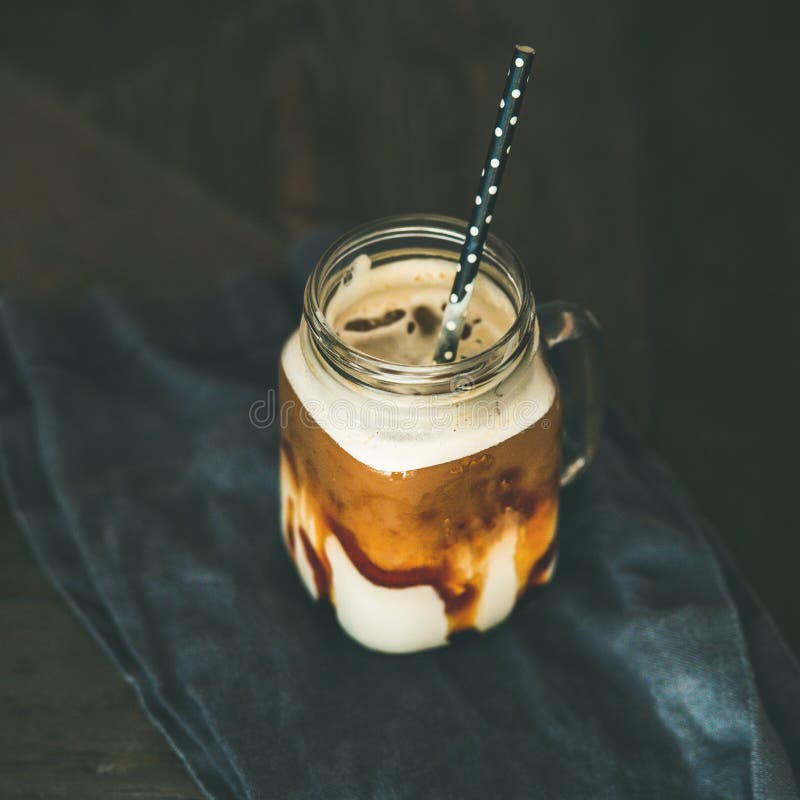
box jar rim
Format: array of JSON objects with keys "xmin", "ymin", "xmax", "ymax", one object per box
[{"xmin": 302, "ymin": 213, "xmax": 537, "ymax": 395}]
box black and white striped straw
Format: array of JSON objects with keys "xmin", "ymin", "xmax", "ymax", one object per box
[{"xmin": 433, "ymin": 44, "xmax": 535, "ymax": 364}]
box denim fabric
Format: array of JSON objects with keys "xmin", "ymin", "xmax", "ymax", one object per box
[{"xmin": 1, "ymin": 235, "xmax": 798, "ymax": 799}]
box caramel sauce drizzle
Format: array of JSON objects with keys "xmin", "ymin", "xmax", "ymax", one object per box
[
  {"xmin": 298, "ymin": 525, "xmax": 330, "ymax": 598},
  {"xmin": 281, "ymin": 437, "xmax": 559, "ymax": 637},
  {"xmin": 285, "ymin": 496, "xmax": 297, "ymax": 558}
]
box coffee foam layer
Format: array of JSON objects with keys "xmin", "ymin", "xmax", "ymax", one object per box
[
  {"xmin": 283, "ymin": 258, "xmax": 556, "ymax": 473},
  {"xmin": 328, "ymin": 256, "xmax": 514, "ymax": 365}
]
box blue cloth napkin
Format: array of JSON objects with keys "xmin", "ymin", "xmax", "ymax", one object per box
[{"xmin": 1, "ymin": 232, "xmax": 798, "ymax": 799}]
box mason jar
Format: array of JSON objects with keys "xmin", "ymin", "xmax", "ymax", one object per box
[{"xmin": 278, "ymin": 214, "xmax": 603, "ymax": 653}]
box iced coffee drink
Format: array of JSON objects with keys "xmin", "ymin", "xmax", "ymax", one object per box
[{"xmin": 277, "ymin": 216, "xmax": 583, "ymax": 653}]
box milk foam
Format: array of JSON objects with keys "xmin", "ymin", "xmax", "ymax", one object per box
[
  {"xmin": 282, "ymin": 257, "xmax": 556, "ymax": 473},
  {"xmin": 329, "ymin": 255, "xmax": 514, "ymax": 364}
]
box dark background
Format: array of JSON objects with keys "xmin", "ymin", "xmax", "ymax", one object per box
[{"xmin": 1, "ymin": 1, "xmax": 798, "ymax": 796}]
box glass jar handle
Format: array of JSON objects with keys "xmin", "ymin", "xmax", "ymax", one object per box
[{"xmin": 537, "ymin": 301, "xmax": 605, "ymax": 485}]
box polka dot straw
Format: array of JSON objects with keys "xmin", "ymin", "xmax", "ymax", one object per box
[{"xmin": 433, "ymin": 44, "xmax": 535, "ymax": 364}]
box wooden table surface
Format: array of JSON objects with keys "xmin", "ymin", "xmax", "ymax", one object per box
[
  {"xmin": 1, "ymin": 2, "xmax": 797, "ymax": 796},
  {"xmin": 0, "ymin": 509, "xmax": 203, "ymax": 799}
]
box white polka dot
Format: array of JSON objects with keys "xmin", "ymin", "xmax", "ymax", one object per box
[
  {"xmin": 488, "ymin": 185, "xmax": 497, "ymax": 195},
  {"xmin": 467, "ymin": 253, "xmax": 477, "ymax": 263},
  {"xmin": 510, "ymin": 116, "xmax": 518, "ymax": 125},
  {"xmin": 490, "ymin": 158, "xmax": 500, "ymax": 168},
  {"xmin": 494, "ymin": 127, "xmax": 502, "ymax": 137},
  {"xmin": 456, "ymin": 264, "xmax": 461, "ymax": 272},
  {"xmin": 465, "ymin": 283, "xmax": 473, "ymax": 293},
  {"xmin": 481, "ymin": 168, "xmax": 485, "ymax": 177},
  {"xmin": 506, "ymin": 146, "xmax": 511, "ymax": 154},
  {"xmin": 486, "ymin": 214, "xmax": 493, "ymax": 223},
  {"xmin": 444, "ymin": 351, "xmax": 454, "ymax": 361},
  {"xmin": 475, "ymin": 195, "xmax": 482, "ymax": 205},
  {"xmin": 499, "ymin": 99, "xmax": 505, "ymax": 109},
  {"xmin": 450, "ymin": 293, "xmax": 458, "ymax": 303},
  {"xmin": 446, "ymin": 320, "xmax": 456, "ymax": 331},
  {"xmin": 512, "ymin": 89, "xmax": 521, "ymax": 99},
  {"xmin": 515, "ymin": 57, "xmax": 524, "ymax": 68},
  {"xmin": 469, "ymin": 225, "xmax": 479, "ymax": 236}
]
